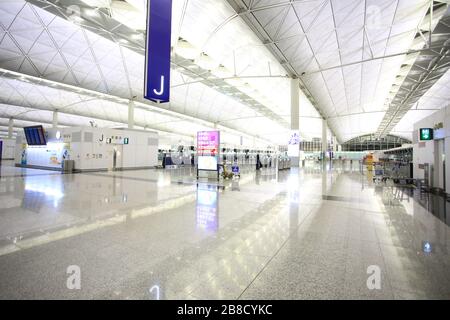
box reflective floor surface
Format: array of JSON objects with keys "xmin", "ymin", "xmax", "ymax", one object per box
[{"xmin": 0, "ymin": 160, "xmax": 449, "ymax": 299}]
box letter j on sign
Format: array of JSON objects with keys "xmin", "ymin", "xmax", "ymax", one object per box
[{"xmin": 144, "ymin": 0, "xmax": 172, "ymax": 103}]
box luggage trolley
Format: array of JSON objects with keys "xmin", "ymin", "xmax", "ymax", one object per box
[{"xmin": 373, "ymin": 162, "xmax": 385, "ymax": 183}]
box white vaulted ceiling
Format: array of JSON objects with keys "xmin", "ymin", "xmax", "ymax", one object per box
[
  {"xmin": 0, "ymin": 0, "xmax": 326, "ymax": 145},
  {"xmin": 0, "ymin": 0, "xmax": 289, "ymax": 145},
  {"xmin": 0, "ymin": 0, "xmax": 449, "ymax": 146},
  {"xmin": 392, "ymin": 67, "xmax": 450, "ymax": 140},
  {"xmin": 226, "ymin": 0, "xmax": 440, "ymax": 142}
]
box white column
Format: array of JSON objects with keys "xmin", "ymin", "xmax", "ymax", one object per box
[
  {"xmin": 128, "ymin": 100, "xmax": 135, "ymax": 129},
  {"xmin": 290, "ymin": 78, "xmax": 299, "ymax": 131},
  {"xmin": 52, "ymin": 110, "xmax": 58, "ymax": 128},
  {"xmin": 8, "ymin": 118, "xmax": 13, "ymax": 138},
  {"xmin": 322, "ymin": 119, "xmax": 328, "ymax": 160},
  {"xmin": 289, "ymin": 79, "xmax": 300, "ymax": 224},
  {"xmin": 290, "ymin": 78, "xmax": 300, "ymax": 167}
]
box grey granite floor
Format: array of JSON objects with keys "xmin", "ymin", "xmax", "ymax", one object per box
[{"xmin": 0, "ymin": 160, "xmax": 449, "ymax": 299}]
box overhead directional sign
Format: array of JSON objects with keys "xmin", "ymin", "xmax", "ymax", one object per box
[
  {"xmin": 419, "ymin": 128, "xmax": 433, "ymax": 141},
  {"xmin": 144, "ymin": 0, "xmax": 172, "ymax": 103}
]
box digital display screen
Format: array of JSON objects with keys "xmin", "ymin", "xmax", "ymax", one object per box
[
  {"xmin": 419, "ymin": 128, "xmax": 433, "ymax": 141},
  {"xmin": 198, "ymin": 156, "xmax": 218, "ymax": 171},
  {"xmin": 197, "ymin": 131, "xmax": 220, "ymax": 156},
  {"xmin": 23, "ymin": 126, "xmax": 47, "ymax": 146}
]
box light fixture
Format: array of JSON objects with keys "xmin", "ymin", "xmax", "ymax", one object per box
[
  {"xmin": 176, "ymin": 39, "xmax": 199, "ymax": 60},
  {"xmin": 71, "ymin": 15, "xmax": 84, "ymax": 23},
  {"xmin": 84, "ymin": 8, "xmax": 99, "ymax": 17}
]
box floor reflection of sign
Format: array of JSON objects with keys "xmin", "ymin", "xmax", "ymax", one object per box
[
  {"xmin": 196, "ymin": 186, "xmax": 218, "ymax": 231},
  {"xmin": 423, "ymin": 241, "xmax": 432, "ymax": 253},
  {"xmin": 21, "ymin": 190, "xmax": 46, "ymax": 213},
  {"xmin": 149, "ymin": 285, "xmax": 161, "ymax": 300},
  {"xmin": 289, "ymin": 190, "xmax": 299, "ymax": 204}
]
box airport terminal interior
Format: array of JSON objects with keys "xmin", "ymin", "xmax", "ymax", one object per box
[{"xmin": 0, "ymin": 0, "xmax": 449, "ymax": 300}]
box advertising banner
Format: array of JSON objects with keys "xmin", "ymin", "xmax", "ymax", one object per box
[
  {"xmin": 197, "ymin": 131, "xmax": 220, "ymax": 156},
  {"xmin": 197, "ymin": 131, "xmax": 220, "ymax": 172}
]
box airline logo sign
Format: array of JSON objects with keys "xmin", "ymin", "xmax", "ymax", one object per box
[{"xmin": 144, "ymin": 0, "xmax": 172, "ymax": 103}]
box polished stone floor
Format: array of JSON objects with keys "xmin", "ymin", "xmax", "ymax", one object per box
[{"xmin": 0, "ymin": 160, "xmax": 449, "ymax": 299}]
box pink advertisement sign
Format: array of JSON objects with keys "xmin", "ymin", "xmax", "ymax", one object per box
[{"xmin": 197, "ymin": 131, "xmax": 220, "ymax": 156}]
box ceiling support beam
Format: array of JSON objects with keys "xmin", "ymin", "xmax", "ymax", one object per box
[
  {"xmin": 376, "ymin": 2, "xmax": 450, "ymax": 137},
  {"xmin": 8, "ymin": 117, "xmax": 13, "ymax": 138},
  {"xmin": 128, "ymin": 100, "xmax": 135, "ymax": 130},
  {"xmin": 225, "ymin": 0, "xmax": 340, "ymax": 142},
  {"xmin": 24, "ymin": 0, "xmax": 282, "ymax": 143},
  {"xmin": 0, "ymin": 66, "xmax": 274, "ymax": 144},
  {"xmin": 0, "ymin": 101, "xmax": 178, "ymax": 136},
  {"xmin": 0, "ymin": 114, "xmax": 66, "ymax": 128},
  {"xmin": 52, "ymin": 110, "xmax": 58, "ymax": 128}
]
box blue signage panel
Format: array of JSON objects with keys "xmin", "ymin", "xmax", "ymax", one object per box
[{"xmin": 144, "ymin": 0, "xmax": 172, "ymax": 103}]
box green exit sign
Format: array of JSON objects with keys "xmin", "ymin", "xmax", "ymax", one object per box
[{"xmin": 419, "ymin": 128, "xmax": 433, "ymax": 141}]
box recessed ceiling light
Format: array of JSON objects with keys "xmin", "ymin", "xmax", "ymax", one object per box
[
  {"xmin": 71, "ymin": 15, "xmax": 83, "ymax": 23},
  {"xmin": 85, "ymin": 8, "xmax": 99, "ymax": 17}
]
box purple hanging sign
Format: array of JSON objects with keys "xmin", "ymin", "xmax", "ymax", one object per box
[{"xmin": 144, "ymin": 0, "xmax": 172, "ymax": 103}]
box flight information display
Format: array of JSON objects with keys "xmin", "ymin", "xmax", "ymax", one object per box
[{"xmin": 24, "ymin": 126, "xmax": 47, "ymax": 146}]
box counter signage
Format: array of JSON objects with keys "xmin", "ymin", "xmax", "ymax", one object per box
[{"xmin": 144, "ymin": 0, "xmax": 172, "ymax": 103}]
